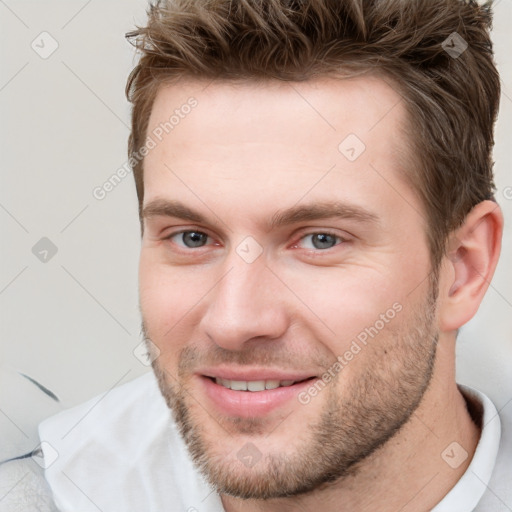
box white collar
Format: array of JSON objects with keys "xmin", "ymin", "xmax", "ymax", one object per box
[{"xmin": 431, "ymin": 385, "xmax": 501, "ymax": 512}]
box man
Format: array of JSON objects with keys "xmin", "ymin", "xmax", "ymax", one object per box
[{"xmin": 33, "ymin": 0, "xmax": 510, "ymax": 510}]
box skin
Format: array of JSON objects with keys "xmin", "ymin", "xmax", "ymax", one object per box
[{"xmin": 138, "ymin": 76, "xmax": 503, "ymax": 511}]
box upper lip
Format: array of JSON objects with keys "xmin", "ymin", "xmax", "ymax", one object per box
[{"xmin": 198, "ymin": 366, "xmax": 317, "ymax": 382}]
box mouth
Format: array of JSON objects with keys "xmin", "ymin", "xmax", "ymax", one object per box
[
  {"xmin": 209, "ymin": 377, "xmax": 312, "ymax": 392},
  {"xmin": 198, "ymin": 371, "xmax": 318, "ymax": 418}
]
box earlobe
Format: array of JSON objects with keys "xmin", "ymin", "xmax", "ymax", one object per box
[{"xmin": 439, "ymin": 200, "xmax": 503, "ymax": 332}]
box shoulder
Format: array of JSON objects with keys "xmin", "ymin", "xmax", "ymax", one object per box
[
  {"xmin": 0, "ymin": 459, "xmax": 58, "ymax": 512},
  {"xmin": 37, "ymin": 372, "xmax": 218, "ymax": 512},
  {"xmin": 39, "ymin": 371, "xmax": 169, "ymax": 448},
  {"xmin": 0, "ymin": 365, "xmax": 62, "ymax": 511},
  {"xmin": 38, "ymin": 371, "xmax": 174, "ymax": 475}
]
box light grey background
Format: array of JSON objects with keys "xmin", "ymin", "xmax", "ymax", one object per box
[{"xmin": 1, "ymin": 0, "xmax": 511, "ymax": 428}]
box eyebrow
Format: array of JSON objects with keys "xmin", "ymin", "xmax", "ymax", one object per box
[
  {"xmin": 142, "ymin": 198, "xmax": 379, "ymax": 229},
  {"xmin": 143, "ymin": 199, "xmax": 207, "ymax": 224},
  {"xmin": 269, "ymin": 201, "xmax": 379, "ymax": 229}
]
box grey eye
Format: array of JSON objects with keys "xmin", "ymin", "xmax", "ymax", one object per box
[
  {"xmin": 300, "ymin": 233, "xmax": 340, "ymax": 250},
  {"xmin": 178, "ymin": 231, "xmax": 209, "ymax": 248}
]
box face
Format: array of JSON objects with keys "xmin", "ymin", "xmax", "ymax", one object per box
[{"xmin": 139, "ymin": 77, "xmax": 440, "ymax": 499}]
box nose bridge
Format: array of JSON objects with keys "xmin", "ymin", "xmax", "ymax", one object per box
[
  {"xmin": 220, "ymin": 259, "xmax": 263, "ymax": 311},
  {"xmin": 200, "ymin": 253, "xmax": 287, "ymax": 350}
]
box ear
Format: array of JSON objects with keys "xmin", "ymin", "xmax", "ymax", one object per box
[{"xmin": 438, "ymin": 200, "xmax": 503, "ymax": 332}]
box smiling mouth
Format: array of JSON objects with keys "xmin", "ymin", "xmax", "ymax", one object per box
[
  {"xmin": 207, "ymin": 376, "xmax": 315, "ymax": 392},
  {"xmin": 200, "ymin": 374, "xmax": 319, "ymax": 417}
]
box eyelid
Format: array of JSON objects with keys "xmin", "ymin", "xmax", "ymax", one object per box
[{"xmin": 162, "ymin": 225, "xmax": 213, "ymax": 239}]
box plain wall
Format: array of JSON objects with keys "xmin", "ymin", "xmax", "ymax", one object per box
[{"xmin": 1, "ymin": 1, "xmax": 511, "ymax": 417}]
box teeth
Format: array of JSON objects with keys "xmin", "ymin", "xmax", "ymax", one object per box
[
  {"xmin": 214, "ymin": 378, "xmax": 297, "ymax": 392},
  {"xmin": 265, "ymin": 380, "xmax": 280, "ymax": 390},
  {"xmin": 230, "ymin": 380, "xmax": 247, "ymax": 391},
  {"xmin": 247, "ymin": 380, "xmax": 266, "ymax": 392}
]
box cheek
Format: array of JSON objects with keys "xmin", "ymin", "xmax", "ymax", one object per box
[
  {"xmin": 278, "ymin": 260, "xmax": 422, "ymax": 354},
  {"xmin": 282, "ymin": 266, "xmax": 392, "ymax": 328},
  {"xmin": 138, "ymin": 252, "xmax": 202, "ymax": 348}
]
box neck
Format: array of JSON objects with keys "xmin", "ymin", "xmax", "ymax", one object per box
[{"xmin": 221, "ymin": 340, "xmax": 481, "ymax": 512}]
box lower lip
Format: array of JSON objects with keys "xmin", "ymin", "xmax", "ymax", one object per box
[{"xmin": 199, "ymin": 376, "xmax": 316, "ymax": 418}]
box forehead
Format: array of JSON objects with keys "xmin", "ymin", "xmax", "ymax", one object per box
[
  {"xmin": 142, "ymin": 76, "xmax": 418, "ymax": 227},
  {"xmin": 147, "ymin": 75, "xmax": 406, "ymax": 149}
]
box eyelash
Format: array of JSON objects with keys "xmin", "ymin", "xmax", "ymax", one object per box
[{"xmin": 164, "ymin": 229, "xmax": 347, "ymax": 252}]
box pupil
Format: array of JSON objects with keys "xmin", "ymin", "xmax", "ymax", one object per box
[
  {"xmin": 183, "ymin": 231, "xmax": 207, "ymax": 247},
  {"xmin": 313, "ymin": 233, "xmax": 335, "ymax": 249}
]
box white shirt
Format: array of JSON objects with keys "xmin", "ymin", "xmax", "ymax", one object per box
[{"xmin": 38, "ymin": 372, "xmax": 511, "ymax": 511}]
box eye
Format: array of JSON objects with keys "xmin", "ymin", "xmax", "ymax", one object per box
[
  {"xmin": 297, "ymin": 232, "xmax": 343, "ymax": 250},
  {"xmin": 168, "ymin": 230, "xmax": 211, "ymax": 248}
]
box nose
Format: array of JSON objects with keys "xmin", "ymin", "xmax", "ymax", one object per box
[{"xmin": 199, "ymin": 257, "xmax": 289, "ymax": 351}]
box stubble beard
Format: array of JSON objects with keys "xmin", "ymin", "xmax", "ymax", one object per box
[{"xmin": 145, "ymin": 280, "xmax": 439, "ymax": 499}]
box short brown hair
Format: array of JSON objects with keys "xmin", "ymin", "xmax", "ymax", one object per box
[{"xmin": 125, "ymin": 0, "xmax": 500, "ymax": 267}]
